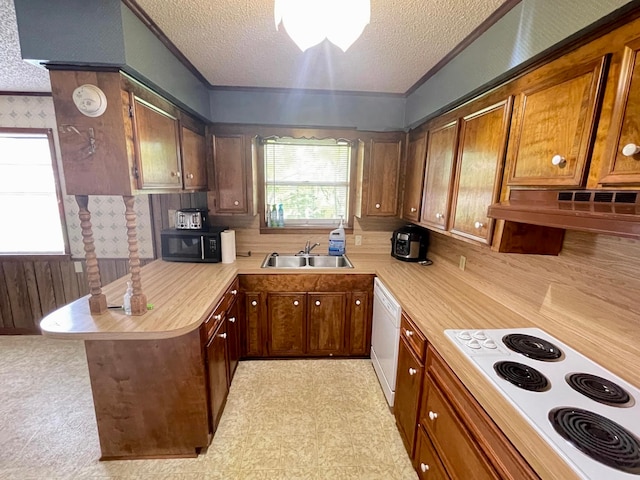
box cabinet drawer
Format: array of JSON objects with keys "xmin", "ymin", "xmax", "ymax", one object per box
[
  {"xmin": 423, "ymin": 380, "xmax": 497, "ymax": 480},
  {"xmin": 395, "ymin": 337, "xmax": 424, "ymax": 457},
  {"xmin": 415, "ymin": 426, "xmax": 449, "ymax": 480},
  {"xmin": 401, "ymin": 313, "xmax": 426, "ymax": 361},
  {"xmin": 204, "ymin": 302, "xmax": 225, "ymax": 340}
]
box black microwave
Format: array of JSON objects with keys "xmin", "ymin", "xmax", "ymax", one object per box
[{"xmin": 160, "ymin": 227, "xmax": 227, "ymax": 263}]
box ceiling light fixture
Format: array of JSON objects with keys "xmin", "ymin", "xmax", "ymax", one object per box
[{"xmin": 274, "ymin": 0, "xmax": 370, "ymax": 52}]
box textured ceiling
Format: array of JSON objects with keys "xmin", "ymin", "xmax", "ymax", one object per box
[
  {"xmin": 134, "ymin": 0, "xmax": 507, "ymax": 94},
  {"xmin": 0, "ymin": 0, "xmax": 51, "ymax": 92},
  {"xmin": 0, "ymin": 0, "xmax": 507, "ymax": 95}
]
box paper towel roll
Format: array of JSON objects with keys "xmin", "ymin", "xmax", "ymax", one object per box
[{"xmin": 221, "ymin": 230, "xmax": 236, "ymax": 264}]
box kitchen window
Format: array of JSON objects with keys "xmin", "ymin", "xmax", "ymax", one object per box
[
  {"xmin": 0, "ymin": 128, "xmax": 67, "ymax": 255},
  {"xmin": 260, "ymin": 136, "xmax": 356, "ymax": 230}
]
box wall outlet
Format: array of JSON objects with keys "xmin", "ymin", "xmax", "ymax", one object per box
[
  {"xmin": 168, "ymin": 209, "xmax": 176, "ymax": 229},
  {"xmin": 73, "ymin": 261, "xmax": 83, "ymax": 273},
  {"xmin": 459, "ymin": 255, "xmax": 466, "ymax": 271},
  {"xmin": 354, "ymin": 235, "xmax": 362, "ymax": 246}
]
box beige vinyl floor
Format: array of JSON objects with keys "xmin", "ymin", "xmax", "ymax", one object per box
[{"xmin": 0, "ymin": 336, "xmax": 417, "ymax": 479}]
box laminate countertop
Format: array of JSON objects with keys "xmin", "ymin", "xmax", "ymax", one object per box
[{"xmin": 40, "ymin": 253, "xmax": 640, "ymax": 480}]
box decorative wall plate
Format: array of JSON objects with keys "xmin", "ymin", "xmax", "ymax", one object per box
[{"xmin": 72, "ymin": 84, "xmax": 108, "ymax": 117}]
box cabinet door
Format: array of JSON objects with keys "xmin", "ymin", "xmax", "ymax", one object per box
[
  {"xmin": 226, "ymin": 298, "xmax": 240, "ymax": 384},
  {"xmin": 267, "ymin": 293, "xmax": 306, "ymax": 356},
  {"xmin": 131, "ymin": 95, "xmax": 182, "ymax": 190},
  {"xmin": 415, "ymin": 427, "xmax": 449, "ymax": 480},
  {"xmin": 348, "ymin": 292, "xmax": 370, "ymax": 356},
  {"xmin": 507, "ymin": 57, "xmax": 606, "ymax": 187},
  {"xmin": 395, "ymin": 337, "xmax": 424, "ymax": 457},
  {"xmin": 212, "ymin": 134, "xmax": 248, "ymax": 213},
  {"xmin": 181, "ymin": 127, "xmax": 207, "ymax": 190},
  {"xmin": 308, "ymin": 293, "xmax": 346, "ymax": 355},
  {"xmin": 206, "ymin": 321, "xmax": 229, "ymax": 434},
  {"xmin": 450, "ymin": 100, "xmax": 511, "ymax": 244},
  {"xmin": 366, "ymin": 139, "xmax": 402, "ymax": 216},
  {"xmin": 244, "ymin": 293, "xmax": 263, "ymax": 357},
  {"xmin": 601, "ymin": 38, "xmax": 640, "ymax": 184},
  {"xmin": 419, "ymin": 121, "xmax": 459, "ymax": 231},
  {"xmin": 402, "ymin": 131, "xmax": 427, "ymax": 222}
]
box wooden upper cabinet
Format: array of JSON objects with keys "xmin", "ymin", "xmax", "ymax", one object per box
[
  {"xmin": 131, "ymin": 95, "xmax": 182, "ymax": 190},
  {"xmin": 507, "ymin": 56, "xmax": 607, "ymax": 187},
  {"xmin": 181, "ymin": 127, "xmax": 207, "ymax": 190},
  {"xmin": 419, "ymin": 121, "xmax": 459, "ymax": 232},
  {"xmin": 266, "ymin": 293, "xmax": 306, "ymax": 356},
  {"xmin": 212, "ymin": 134, "xmax": 249, "ymax": 213},
  {"xmin": 364, "ymin": 138, "xmax": 402, "ymax": 216},
  {"xmin": 402, "ymin": 131, "xmax": 427, "ymax": 222},
  {"xmin": 307, "ymin": 293, "xmax": 346, "ymax": 355},
  {"xmin": 601, "ymin": 37, "xmax": 640, "ymax": 185},
  {"xmin": 450, "ymin": 99, "xmax": 512, "ymax": 245}
]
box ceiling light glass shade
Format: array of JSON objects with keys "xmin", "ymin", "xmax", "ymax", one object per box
[{"xmin": 275, "ymin": 0, "xmax": 370, "ymax": 52}]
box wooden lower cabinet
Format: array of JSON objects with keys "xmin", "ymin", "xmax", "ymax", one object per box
[
  {"xmin": 267, "ymin": 292, "xmax": 307, "ymax": 356},
  {"xmin": 348, "ymin": 291, "xmax": 370, "ymax": 355},
  {"xmin": 308, "ymin": 293, "xmax": 346, "ymax": 355},
  {"xmin": 415, "ymin": 426, "xmax": 449, "ymax": 480},
  {"xmin": 244, "ymin": 292, "xmax": 264, "ymax": 357},
  {"xmin": 394, "ymin": 336, "xmax": 425, "ymax": 457},
  {"xmin": 226, "ymin": 297, "xmax": 240, "ymax": 383},
  {"xmin": 206, "ymin": 319, "xmax": 229, "ymax": 434}
]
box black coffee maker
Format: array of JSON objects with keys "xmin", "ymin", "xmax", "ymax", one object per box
[{"xmin": 391, "ymin": 225, "xmax": 429, "ymax": 262}]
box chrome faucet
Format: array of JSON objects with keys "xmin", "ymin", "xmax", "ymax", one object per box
[{"xmin": 299, "ymin": 240, "xmax": 320, "ymax": 255}]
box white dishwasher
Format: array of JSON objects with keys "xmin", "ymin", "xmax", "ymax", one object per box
[{"xmin": 370, "ymin": 277, "xmax": 401, "ymax": 406}]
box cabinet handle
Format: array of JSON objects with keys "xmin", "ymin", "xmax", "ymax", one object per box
[
  {"xmin": 409, "ymin": 368, "xmax": 417, "ymax": 375},
  {"xmin": 187, "ymin": 173, "xmax": 194, "ymax": 179},
  {"xmin": 219, "ymin": 333, "xmax": 227, "ymax": 339},
  {"xmin": 355, "ymin": 300, "xmax": 361, "ymax": 306},
  {"xmin": 293, "ymin": 300, "xmax": 299, "ymax": 306},
  {"xmin": 315, "ymin": 300, "xmax": 321, "ymax": 306},
  {"xmin": 214, "ymin": 314, "xmax": 222, "ymax": 321},
  {"xmin": 551, "ymin": 154, "xmax": 566, "ymax": 166},
  {"xmin": 229, "ymin": 317, "xmax": 236, "ymax": 323},
  {"xmin": 622, "ymin": 143, "xmax": 640, "ymax": 157},
  {"xmin": 251, "ymin": 300, "xmax": 257, "ymax": 306},
  {"xmin": 435, "ymin": 213, "xmax": 443, "ymax": 220},
  {"xmin": 234, "ymin": 200, "xmax": 239, "ymax": 206},
  {"xmin": 420, "ymin": 463, "xmax": 430, "ymax": 472},
  {"xmin": 474, "ymin": 221, "xmax": 484, "ymax": 229},
  {"xmin": 375, "ymin": 203, "xmax": 381, "ymax": 209},
  {"xmin": 410, "ymin": 207, "xmax": 417, "ymax": 213},
  {"xmin": 405, "ymin": 329, "xmax": 413, "ymax": 337},
  {"xmin": 231, "ymin": 289, "xmax": 237, "ymax": 295},
  {"xmin": 428, "ymin": 411, "xmax": 438, "ymax": 421}
]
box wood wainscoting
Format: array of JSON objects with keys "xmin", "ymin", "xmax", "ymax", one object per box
[{"xmin": 0, "ymin": 257, "xmax": 152, "ymax": 335}]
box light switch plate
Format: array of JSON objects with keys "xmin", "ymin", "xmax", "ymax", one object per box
[
  {"xmin": 168, "ymin": 209, "xmax": 176, "ymax": 229},
  {"xmin": 459, "ymin": 255, "xmax": 466, "ymax": 271},
  {"xmin": 354, "ymin": 235, "xmax": 362, "ymax": 246},
  {"xmin": 73, "ymin": 261, "xmax": 83, "ymax": 273}
]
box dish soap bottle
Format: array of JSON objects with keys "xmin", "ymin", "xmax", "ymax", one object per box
[
  {"xmin": 123, "ymin": 281, "xmax": 132, "ymax": 315},
  {"xmin": 328, "ymin": 218, "xmax": 346, "ymax": 256}
]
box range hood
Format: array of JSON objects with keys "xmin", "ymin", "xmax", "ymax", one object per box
[{"xmin": 488, "ymin": 190, "xmax": 640, "ymax": 238}]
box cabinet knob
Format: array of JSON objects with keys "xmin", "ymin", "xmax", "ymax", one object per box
[
  {"xmin": 428, "ymin": 410, "xmax": 438, "ymax": 421},
  {"xmin": 409, "ymin": 368, "xmax": 417, "ymax": 376},
  {"xmin": 405, "ymin": 329, "xmax": 413, "ymax": 337},
  {"xmin": 474, "ymin": 221, "xmax": 484, "ymax": 229},
  {"xmin": 293, "ymin": 300, "xmax": 299, "ymax": 306},
  {"xmin": 355, "ymin": 300, "xmax": 361, "ymax": 306},
  {"xmin": 622, "ymin": 143, "xmax": 640, "ymax": 157},
  {"xmin": 234, "ymin": 200, "xmax": 239, "ymax": 206},
  {"xmin": 214, "ymin": 314, "xmax": 222, "ymax": 321},
  {"xmin": 551, "ymin": 154, "xmax": 566, "ymax": 166},
  {"xmin": 231, "ymin": 289, "xmax": 237, "ymax": 295},
  {"xmin": 315, "ymin": 300, "xmax": 321, "ymax": 306},
  {"xmin": 435, "ymin": 213, "xmax": 443, "ymax": 220},
  {"xmin": 375, "ymin": 203, "xmax": 381, "ymax": 209},
  {"xmin": 219, "ymin": 333, "xmax": 227, "ymax": 339},
  {"xmin": 187, "ymin": 173, "xmax": 194, "ymax": 179},
  {"xmin": 229, "ymin": 317, "xmax": 236, "ymax": 323},
  {"xmin": 251, "ymin": 300, "xmax": 257, "ymax": 306},
  {"xmin": 171, "ymin": 171, "xmax": 182, "ymax": 177},
  {"xmin": 420, "ymin": 463, "xmax": 430, "ymax": 472},
  {"xmin": 410, "ymin": 207, "xmax": 417, "ymax": 213}
]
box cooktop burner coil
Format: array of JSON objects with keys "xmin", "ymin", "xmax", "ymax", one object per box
[
  {"xmin": 502, "ymin": 333, "xmax": 563, "ymax": 361},
  {"xmin": 549, "ymin": 407, "xmax": 640, "ymax": 475},
  {"xmin": 494, "ymin": 361, "xmax": 550, "ymax": 392},
  {"xmin": 567, "ymin": 373, "xmax": 633, "ymax": 407}
]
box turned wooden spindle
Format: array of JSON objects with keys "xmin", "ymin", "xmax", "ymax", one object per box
[
  {"xmin": 123, "ymin": 195, "xmax": 147, "ymax": 316},
  {"xmin": 75, "ymin": 195, "xmax": 108, "ymax": 314}
]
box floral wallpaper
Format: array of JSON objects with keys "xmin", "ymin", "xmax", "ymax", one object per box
[{"xmin": 0, "ymin": 95, "xmax": 154, "ymax": 259}]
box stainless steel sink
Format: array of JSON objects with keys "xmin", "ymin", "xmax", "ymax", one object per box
[{"xmin": 260, "ymin": 253, "xmax": 353, "ymax": 269}]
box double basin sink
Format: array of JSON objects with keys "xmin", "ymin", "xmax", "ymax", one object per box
[{"xmin": 261, "ymin": 253, "xmax": 353, "ymax": 269}]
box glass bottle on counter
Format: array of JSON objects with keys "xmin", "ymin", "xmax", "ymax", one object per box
[
  {"xmin": 277, "ymin": 204, "xmax": 284, "ymax": 227},
  {"xmin": 266, "ymin": 204, "xmax": 272, "ymax": 227},
  {"xmin": 270, "ymin": 204, "xmax": 278, "ymax": 228}
]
